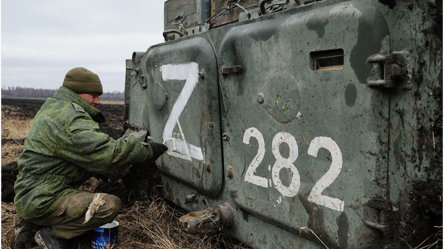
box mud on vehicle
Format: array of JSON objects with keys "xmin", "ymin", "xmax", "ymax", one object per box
[{"xmin": 123, "ymin": 0, "xmax": 442, "ymax": 248}]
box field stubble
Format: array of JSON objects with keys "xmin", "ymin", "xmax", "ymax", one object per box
[{"xmin": 1, "ymin": 98, "xmax": 249, "ymax": 249}]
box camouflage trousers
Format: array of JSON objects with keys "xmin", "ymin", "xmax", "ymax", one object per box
[{"xmin": 28, "ymin": 191, "xmax": 121, "ymax": 239}]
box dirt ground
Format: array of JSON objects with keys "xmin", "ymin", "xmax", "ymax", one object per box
[{"xmin": 1, "ymin": 98, "xmax": 249, "ymax": 249}]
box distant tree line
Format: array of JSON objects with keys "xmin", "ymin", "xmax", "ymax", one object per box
[
  {"xmin": 2, "ymin": 86, "xmax": 57, "ymax": 98},
  {"xmin": 100, "ymin": 91, "xmax": 124, "ymax": 101},
  {"xmin": 2, "ymin": 86, "xmax": 124, "ymax": 101}
]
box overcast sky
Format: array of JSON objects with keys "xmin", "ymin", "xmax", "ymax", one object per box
[{"xmin": 2, "ymin": 0, "xmax": 165, "ymax": 92}]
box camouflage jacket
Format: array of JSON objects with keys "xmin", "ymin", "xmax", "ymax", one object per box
[{"xmin": 14, "ymin": 86, "xmax": 152, "ymax": 221}]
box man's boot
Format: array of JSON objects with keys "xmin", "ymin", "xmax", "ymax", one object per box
[
  {"xmin": 37, "ymin": 227, "xmax": 72, "ymax": 249},
  {"xmin": 16, "ymin": 222, "xmax": 42, "ymax": 249}
]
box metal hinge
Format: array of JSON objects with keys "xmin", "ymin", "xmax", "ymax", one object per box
[
  {"xmin": 220, "ymin": 65, "xmax": 243, "ymax": 75},
  {"xmin": 362, "ymin": 197, "xmax": 399, "ymax": 233},
  {"xmin": 179, "ymin": 203, "xmax": 235, "ymax": 234},
  {"xmin": 366, "ymin": 53, "xmax": 404, "ymax": 88},
  {"xmin": 163, "ymin": 29, "xmax": 185, "ymax": 42}
]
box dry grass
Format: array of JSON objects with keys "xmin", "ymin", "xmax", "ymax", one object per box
[
  {"xmin": 2, "ymin": 144, "xmax": 24, "ymax": 165},
  {"xmin": 1, "ymin": 202, "xmax": 24, "ymax": 249},
  {"xmin": 1, "ymin": 188, "xmax": 249, "ymax": 249},
  {"xmin": 1, "ymin": 115, "xmax": 32, "ymax": 141},
  {"xmin": 403, "ymin": 227, "xmax": 443, "ymax": 249},
  {"xmin": 114, "ymin": 192, "xmax": 248, "ymax": 249},
  {"xmin": 1, "ymin": 111, "xmax": 31, "ymax": 248},
  {"xmin": 1, "ymin": 105, "xmax": 32, "ymax": 165}
]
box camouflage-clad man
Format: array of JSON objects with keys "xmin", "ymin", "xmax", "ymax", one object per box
[{"xmin": 14, "ymin": 67, "xmax": 168, "ymax": 249}]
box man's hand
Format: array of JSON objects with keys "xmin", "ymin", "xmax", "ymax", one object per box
[{"xmin": 149, "ymin": 142, "xmax": 168, "ymax": 161}]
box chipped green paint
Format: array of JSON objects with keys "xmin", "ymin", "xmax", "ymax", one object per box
[{"xmin": 345, "ymin": 83, "xmax": 357, "ymax": 107}]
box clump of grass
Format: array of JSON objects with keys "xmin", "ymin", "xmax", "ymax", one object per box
[
  {"xmin": 414, "ymin": 226, "xmax": 442, "ymax": 249},
  {"xmin": 2, "ymin": 144, "xmax": 24, "ymax": 165},
  {"xmin": 1, "ymin": 116, "xmax": 32, "ymax": 141},
  {"xmin": 115, "ymin": 190, "xmax": 250, "ymax": 249},
  {"xmin": 1, "ymin": 202, "xmax": 24, "ymax": 249},
  {"xmin": 1, "ymin": 112, "xmax": 32, "ymax": 166}
]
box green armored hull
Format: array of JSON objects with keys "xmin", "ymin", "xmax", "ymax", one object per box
[{"xmin": 124, "ymin": 0, "xmax": 442, "ymax": 248}]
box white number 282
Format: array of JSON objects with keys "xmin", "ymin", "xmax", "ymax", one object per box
[{"xmin": 243, "ymin": 127, "xmax": 344, "ymax": 212}]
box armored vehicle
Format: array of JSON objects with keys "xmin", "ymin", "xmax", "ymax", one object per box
[{"xmin": 123, "ymin": 0, "xmax": 442, "ymax": 248}]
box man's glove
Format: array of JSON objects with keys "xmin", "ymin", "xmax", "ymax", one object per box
[{"xmin": 149, "ymin": 142, "xmax": 168, "ymax": 161}]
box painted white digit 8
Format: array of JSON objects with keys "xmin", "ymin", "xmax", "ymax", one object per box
[{"xmin": 271, "ymin": 132, "xmax": 300, "ymax": 197}]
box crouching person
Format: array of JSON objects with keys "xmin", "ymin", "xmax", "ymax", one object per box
[{"xmin": 14, "ymin": 67, "xmax": 168, "ymax": 249}]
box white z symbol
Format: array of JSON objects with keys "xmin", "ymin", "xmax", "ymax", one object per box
[{"xmin": 161, "ymin": 62, "xmax": 205, "ymax": 162}]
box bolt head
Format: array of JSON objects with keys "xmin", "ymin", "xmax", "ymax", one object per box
[
  {"xmin": 257, "ymin": 93, "xmax": 264, "ymax": 103},
  {"xmin": 227, "ymin": 168, "xmax": 233, "ymax": 178},
  {"xmin": 222, "ymin": 133, "xmax": 230, "ymax": 141}
]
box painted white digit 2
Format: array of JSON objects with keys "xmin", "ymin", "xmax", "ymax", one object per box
[
  {"xmin": 243, "ymin": 128, "xmax": 344, "ymax": 212},
  {"xmin": 308, "ymin": 137, "xmax": 344, "ymax": 212},
  {"xmin": 161, "ymin": 63, "xmax": 205, "ymax": 162},
  {"xmin": 243, "ymin": 127, "xmax": 268, "ymax": 188},
  {"xmin": 272, "ymin": 132, "xmax": 300, "ymax": 197}
]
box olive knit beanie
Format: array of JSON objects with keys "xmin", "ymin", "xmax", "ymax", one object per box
[{"xmin": 62, "ymin": 67, "xmax": 103, "ymax": 95}]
